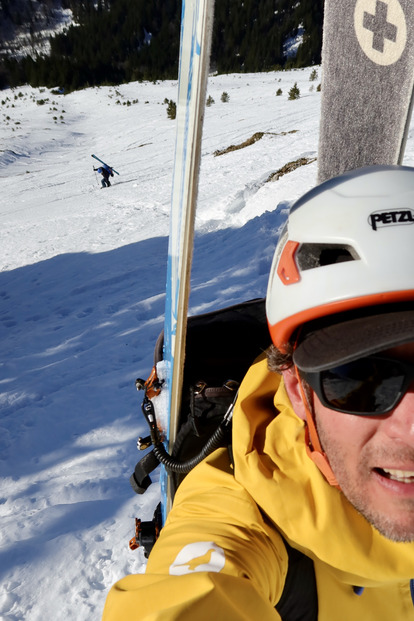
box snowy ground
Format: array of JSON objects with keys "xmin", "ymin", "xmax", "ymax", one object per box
[{"xmin": 1, "ymin": 68, "xmax": 414, "ymax": 620}]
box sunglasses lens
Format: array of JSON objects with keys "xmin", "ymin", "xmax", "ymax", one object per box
[{"xmin": 321, "ymin": 358, "xmax": 405, "ymax": 414}]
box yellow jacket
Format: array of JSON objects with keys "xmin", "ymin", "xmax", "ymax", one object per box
[{"xmin": 103, "ymin": 355, "xmax": 414, "ymax": 620}]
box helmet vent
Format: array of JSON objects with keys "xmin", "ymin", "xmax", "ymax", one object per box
[{"xmin": 296, "ymin": 243, "xmax": 359, "ymax": 271}]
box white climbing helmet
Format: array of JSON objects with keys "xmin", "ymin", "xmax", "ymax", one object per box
[{"xmin": 266, "ymin": 165, "xmax": 414, "ymax": 353}]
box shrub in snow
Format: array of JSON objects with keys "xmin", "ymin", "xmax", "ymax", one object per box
[
  {"xmin": 288, "ymin": 83, "xmax": 300, "ymax": 100},
  {"xmin": 166, "ymin": 99, "xmax": 176, "ymax": 120}
]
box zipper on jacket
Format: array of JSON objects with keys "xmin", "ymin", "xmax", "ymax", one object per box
[{"xmin": 353, "ymin": 586, "xmax": 364, "ymax": 596}]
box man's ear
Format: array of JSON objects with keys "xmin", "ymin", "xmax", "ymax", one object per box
[{"xmin": 281, "ymin": 366, "xmax": 308, "ymax": 421}]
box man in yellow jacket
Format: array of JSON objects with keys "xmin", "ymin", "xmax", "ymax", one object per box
[{"xmin": 103, "ymin": 166, "xmax": 414, "ymax": 620}]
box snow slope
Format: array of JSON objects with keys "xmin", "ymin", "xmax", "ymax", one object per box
[{"xmin": 1, "ymin": 68, "xmax": 413, "ymax": 620}]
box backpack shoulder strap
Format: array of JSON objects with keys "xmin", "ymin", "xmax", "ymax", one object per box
[
  {"xmin": 229, "ymin": 434, "xmax": 317, "ymax": 618},
  {"xmin": 229, "ymin": 443, "xmax": 317, "ymax": 618},
  {"xmin": 275, "ymin": 539, "xmax": 318, "ymax": 621}
]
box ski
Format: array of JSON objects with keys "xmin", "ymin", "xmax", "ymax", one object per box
[
  {"xmin": 91, "ymin": 154, "xmax": 120, "ymax": 175},
  {"xmin": 318, "ymin": 0, "xmax": 414, "ymax": 183},
  {"xmin": 127, "ymin": 0, "xmax": 215, "ymax": 551},
  {"xmin": 160, "ymin": 0, "xmax": 215, "ymax": 520}
]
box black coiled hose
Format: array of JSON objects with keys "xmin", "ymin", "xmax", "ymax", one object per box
[
  {"xmin": 141, "ymin": 394, "xmax": 234, "ymax": 474},
  {"xmin": 152, "ymin": 422, "xmax": 228, "ymax": 473}
]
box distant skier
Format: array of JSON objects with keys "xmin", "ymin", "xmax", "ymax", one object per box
[{"xmin": 94, "ymin": 164, "xmax": 114, "ymax": 188}]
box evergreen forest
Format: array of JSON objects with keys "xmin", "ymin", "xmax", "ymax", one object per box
[{"xmin": 0, "ymin": 0, "xmax": 323, "ymax": 91}]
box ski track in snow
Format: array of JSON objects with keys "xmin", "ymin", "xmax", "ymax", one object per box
[{"xmin": 1, "ymin": 68, "xmax": 414, "ymax": 619}]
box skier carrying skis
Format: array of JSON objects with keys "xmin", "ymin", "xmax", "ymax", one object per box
[
  {"xmin": 102, "ymin": 165, "xmax": 414, "ymax": 620},
  {"xmin": 94, "ymin": 164, "xmax": 114, "ymax": 188}
]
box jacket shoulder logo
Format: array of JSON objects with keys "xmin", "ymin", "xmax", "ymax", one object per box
[
  {"xmin": 169, "ymin": 541, "xmax": 226, "ymax": 576},
  {"xmin": 368, "ymin": 208, "xmax": 414, "ymax": 230}
]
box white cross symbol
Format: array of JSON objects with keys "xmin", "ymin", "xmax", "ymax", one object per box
[{"xmin": 354, "ymin": 0, "xmax": 407, "ymax": 65}]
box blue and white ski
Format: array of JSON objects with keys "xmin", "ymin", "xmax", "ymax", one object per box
[
  {"xmin": 91, "ymin": 154, "xmax": 120, "ymax": 175},
  {"xmin": 160, "ymin": 0, "xmax": 215, "ymax": 520},
  {"xmin": 318, "ymin": 0, "xmax": 414, "ymax": 183}
]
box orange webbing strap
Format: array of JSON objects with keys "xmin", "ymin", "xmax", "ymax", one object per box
[{"xmin": 294, "ymin": 365, "xmax": 340, "ymax": 489}]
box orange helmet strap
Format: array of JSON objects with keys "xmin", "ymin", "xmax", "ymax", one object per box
[{"xmin": 294, "ymin": 366, "xmax": 340, "ymax": 489}]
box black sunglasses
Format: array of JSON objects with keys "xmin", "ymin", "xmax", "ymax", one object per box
[{"xmin": 298, "ymin": 355, "xmax": 414, "ymax": 416}]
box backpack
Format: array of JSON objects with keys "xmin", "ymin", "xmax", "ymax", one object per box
[
  {"xmin": 130, "ymin": 298, "xmax": 270, "ymax": 502},
  {"xmin": 129, "ymin": 298, "xmax": 317, "ymax": 620}
]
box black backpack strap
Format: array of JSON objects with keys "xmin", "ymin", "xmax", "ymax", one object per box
[
  {"xmin": 275, "ymin": 539, "xmax": 318, "ymax": 621},
  {"xmin": 230, "ymin": 442, "xmax": 317, "ymax": 620},
  {"xmin": 130, "ymin": 450, "xmax": 160, "ymax": 494}
]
